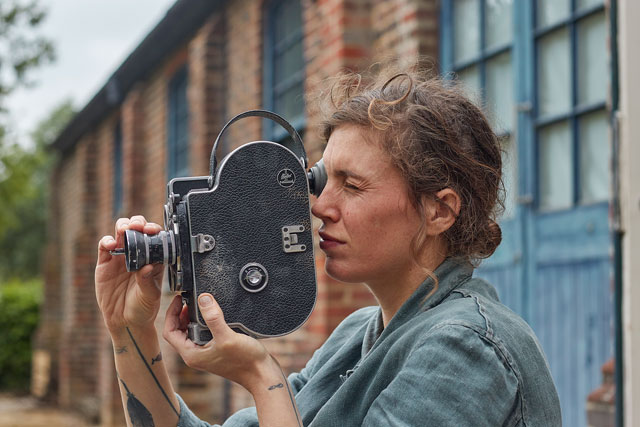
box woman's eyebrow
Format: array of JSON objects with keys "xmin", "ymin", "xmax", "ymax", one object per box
[{"xmin": 334, "ymin": 169, "xmax": 367, "ymax": 181}]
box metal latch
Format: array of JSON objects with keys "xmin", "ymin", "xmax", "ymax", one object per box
[
  {"xmin": 282, "ymin": 225, "xmax": 306, "ymax": 253},
  {"xmin": 191, "ymin": 233, "xmax": 215, "ymax": 253}
]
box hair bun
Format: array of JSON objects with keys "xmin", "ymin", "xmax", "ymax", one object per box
[{"xmin": 479, "ymin": 219, "xmax": 502, "ymax": 258}]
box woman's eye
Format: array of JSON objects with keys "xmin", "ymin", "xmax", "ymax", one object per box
[{"xmin": 344, "ymin": 181, "xmax": 361, "ymax": 191}]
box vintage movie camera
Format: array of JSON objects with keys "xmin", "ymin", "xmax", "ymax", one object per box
[{"xmin": 114, "ymin": 110, "xmax": 327, "ymax": 344}]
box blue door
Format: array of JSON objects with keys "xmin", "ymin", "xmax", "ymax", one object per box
[{"xmin": 440, "ymin": 1, "xmax": 612, "ymax": 426}]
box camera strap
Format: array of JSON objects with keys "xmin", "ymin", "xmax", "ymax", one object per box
[{"xmin": 208, "ymin": 110, "xmax": 308, "ymax": 188}]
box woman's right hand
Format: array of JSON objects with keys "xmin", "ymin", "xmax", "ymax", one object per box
[{"xmin": 95, "ymin": 216, "xmax": 165, "ymax": 335}]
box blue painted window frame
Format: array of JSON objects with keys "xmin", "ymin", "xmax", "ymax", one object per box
[
  {"xmin": 167, "ymin": 65, "xmax": 190, "ymax": 179},
  {"xmin": 113, "ymin": 120, "xmax": 123, "ymax": 216},
  {"xmin": 441, "ymin": 0, "xmax": 607, "ymax": 213},
  {"xmin": 532, "ymin": 1, "xmax": 607, "ymax": 211},
  {"xmin": 263, "ymin": 0, "xmax": 306, "ymax": 142}
]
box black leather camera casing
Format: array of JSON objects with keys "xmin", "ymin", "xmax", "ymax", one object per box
[{"xmin": 164, "ymin": 111, "xmax": 318, "ymax": 344}]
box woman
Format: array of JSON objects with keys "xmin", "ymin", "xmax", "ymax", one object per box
[{"xmin": 96, "ymin": 67, "xmax": 562, "ymax": 426}]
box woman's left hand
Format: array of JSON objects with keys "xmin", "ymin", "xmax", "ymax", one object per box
[{"xmin": 163, "ymin": 293, "xmax": 276, "ymax": 393}]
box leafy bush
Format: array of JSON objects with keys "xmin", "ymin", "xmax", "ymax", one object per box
[{"xmin": 0, "ymin": 278, "xmax": 41, "ymax": 391}]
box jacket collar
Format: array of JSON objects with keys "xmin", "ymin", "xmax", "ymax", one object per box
[{"xmin": 362, "ymin": 257, "xmax": 474, "ymax": 357}]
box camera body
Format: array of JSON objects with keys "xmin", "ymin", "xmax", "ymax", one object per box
[{"xmin": 123, "ymin": 110, "xmax": 326, "ymax": 344}]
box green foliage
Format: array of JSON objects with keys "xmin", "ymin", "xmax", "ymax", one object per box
[
  {"xmin": 0, "ymin": 277, "xmax": 41, "ymax": 391},
  {"xmin": 0, "ymin": 100, "xmax": 74, "ymax": 281},
  {"xmin": 0, "ymin": 0, "xmax": 55, "ymax": 111}
]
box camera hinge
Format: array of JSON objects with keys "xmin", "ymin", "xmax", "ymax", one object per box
[
  {"xmin": 191, "ymin": 233, "xmax": 216, "ymax": 253},
  {"xmin": 282, "ymin": 225, "xmax": 307, "ymax": 253}
]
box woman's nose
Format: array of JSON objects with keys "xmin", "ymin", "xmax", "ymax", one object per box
[{"xmin": 311, "ymin": 188, "xmax": 340, "ymax": 223}]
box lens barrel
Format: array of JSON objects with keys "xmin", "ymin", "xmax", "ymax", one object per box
[{"xmin": 123, "ymin": 229, "xmax": 177, "ymax": 272}]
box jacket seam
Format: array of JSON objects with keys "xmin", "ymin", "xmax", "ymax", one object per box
[{"xmin": 419, "ymin": 320, "xmax": 526, "ymax": 426}]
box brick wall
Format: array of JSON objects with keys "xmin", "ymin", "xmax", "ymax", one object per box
[{"xmin": 36, "ymin": 1, "xmax": 441, "ymax": 424}]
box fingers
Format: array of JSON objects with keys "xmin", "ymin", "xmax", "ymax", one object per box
[
  {"xmin": 198, "ymin": 293, "xmax": 233, "ymax": 342},
  {"xmin": 135, "ymin": 263, "xmax": 164, "ymax": 294},
  {"xmin": 164, "ymin": 295, "xmax": 184, "ymax": 333},
  {"xmin": 97, "ymin": 235, "xmax": 117, "ymax": 263},
  {"xmin": 163, "ymin": 295, "xmax": 195, "ymax": 351},
  {"xmin": 115, "ymin": 216, "xmax": 162, "ymax": 239}
]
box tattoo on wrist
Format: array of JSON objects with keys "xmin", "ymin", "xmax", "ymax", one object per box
[
  {"xmin": 270, "ymin": 355, "xmax": 302, "ymax": 427},
  {"xmin": 119, "ymin": 376, "xmax": 156, "ymax": 427},
  {"xmin": 125, "ymin": 327, "xmax": 179, "ymax": 417},
  {"xmin": 115, "ymin": 346, "xmax": 128, "ymax": 354},
  {"xmin": 151, "ymin": 352, "xmax": 163, "ymax": 365},
  {"xmin": 268, "ymin": 383, "xmax": 284, "ymax": 390}
]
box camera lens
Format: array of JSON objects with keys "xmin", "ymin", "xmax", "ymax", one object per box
[{"xmin": 123, "ymin": 229, "xmax": 177, "ymax": 272}]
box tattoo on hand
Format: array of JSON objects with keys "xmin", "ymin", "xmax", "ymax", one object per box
[
  {"xmin": 268, "ymin": 383, "xmax": 284, "ymax": 390},
  {"xmin": 151, "ymin": 352, "xmax": 163, "ymax": 365},
  {"xmin": 115, "ymin": 346, "xmax": 128, "ymax": 354}
]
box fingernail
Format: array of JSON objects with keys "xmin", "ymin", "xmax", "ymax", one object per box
[{"xmin": 199, "ymin": 295, "xmax": 213, "ymax": 307}]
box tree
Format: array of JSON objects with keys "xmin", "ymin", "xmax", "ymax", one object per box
[
  {"xmin": 0, "ymin": 0, "xmax": 55, "ymax": 114},
  {"xmin": 0, "ymin": 100, "xmax": 74, "ymax": 280}
]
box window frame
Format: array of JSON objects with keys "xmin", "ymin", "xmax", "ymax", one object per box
[
  {"xmin": 533, "ymin": 1, "xmax": 607, "ymax": 211},
  {"xmin": 263, "ymin": 0, "xmax": 306, "ymax": 142},
  {"xmin": 167, "ymin": 64, "xmax": 190, "ymax": 179}
]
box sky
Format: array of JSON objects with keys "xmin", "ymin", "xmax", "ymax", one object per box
[{"xmin": 5, "ymin": 0, "xmax": 177, "ymax": 145}]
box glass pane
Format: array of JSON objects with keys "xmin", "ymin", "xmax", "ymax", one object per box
[
  {"xmin": 537, "ymin": 0, "xmax": 570, "ymax": 28},
  {"xmin": 577, "ymin": 0, "xmax": 603, "ymax": 12},
  {"xmin": 486, "ymin": 51, "xmax": 514, "ymax": 133},
  {"xmin": 275, "ymin": 82, "xmax": 305, "ymax": 121},
  {"xmin": 538, "ymin": 28, "xmax": 571, "ymax": 117},
  {"xmin": 454, "ymin": 0, "xmax": 480, "ymax": 63},
  {"xmin": 539, "ymin": 121, "xmax": 573, "ymax": 210},
  {"xmin": 579, "ymin": 110, "xmax": 609, "ymax": 203},
  {"xmin": 274, "ymin": 0, "xmax": 302, "ymax": 43},
  {"xmin": 275, "ymin": 39, "xmax": 304, "ymax": 85},
  {"xmin": 457, "ymin": 65, "xmax": 482, "ymax": 106},
  {"xmin": 501, "ymin": 134, "xmax": 517, "ymax": 218},
  {"xmin": 485, "ymin": 0, "xmax": 513, "ymax": 49},
  {"xmin": 577, "ymin": 12, "xmax": 607, "ymax": 106}
]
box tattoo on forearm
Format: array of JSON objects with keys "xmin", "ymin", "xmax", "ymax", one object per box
[
  {"xmin": 270, "ymin": 355, "xmax": 303, "ymax": 427},
  {"xmin": 119, "ymin": 377, "xmax": 155, "ymax": 427},
  {"xmin": 151, "ymin": 352, "xmax": 163, "ymax": 365},
  {"xmin": 268, "ymin": 383, "xmax": 284, "ymax": 390},
  {"xmin": 125, "ymin": 327, "xmax": 179, "ymax": 417},
  {"xmin": 115, "ymin": 346, "xmax": 128, "ymax": 354}
]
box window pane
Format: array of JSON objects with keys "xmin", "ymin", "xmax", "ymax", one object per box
[
  {"xmin": 577, "ymin": 12, "xmax": 607, "ymax": 106},
  {"xmin": 579, "ymin": 110, "xmax": 609, "ymax": 203},
  {"xmin": 485, "ymin": 0, "xmax": 513, "ymax": 49},
  {"xmin": 275, "ymin": 82, "xmax": 305, "ymax": 122},
  {"xmin": 454, "ymin": 0, "xmax": 480, "ymax": 63},
  {"xmin": 502, "ymin": 134, "xmax": 517, "ymax": 218},
  {"xmin": 538, "ymin": 28, "xmax": 571, "ymax": 117},
  {"xmin": 274, "ymin": 0, "xmax": 302, "ymax": 43},
  {"xmin": 537, "ymin": 0, "xmax": 570, "ymax": 28},
  {"xmin": 577, "ymin": 0, "xmax": 603, "ymax": 12},
  {"xmin": 457, "ymin": 65, "xmax": 482, "ymax": 106},
  {"xmin": 539, "ymin": 121, "xmax": 573, "ymax": 210},
  {"xmin": 275, "ymin": 39, "xmax": 304, "ymax": 85},
  {"xmin": 486, "ymin": 51, "xmax": 514, "ymax": 133}
]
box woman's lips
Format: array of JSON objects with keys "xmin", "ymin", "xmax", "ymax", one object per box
[{"xmin": 318, "ymin": 231, "xmax": 344, "ymax": 250}]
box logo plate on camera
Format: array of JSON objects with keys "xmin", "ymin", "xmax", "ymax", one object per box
[{"xmin": 277, "ymin": 169, "xmax": 295, "ymax": 187}]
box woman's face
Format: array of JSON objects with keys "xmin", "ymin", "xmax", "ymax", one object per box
[{"xmin": 311, "ymin": 125, "xmax": 423, "ymax": 285}]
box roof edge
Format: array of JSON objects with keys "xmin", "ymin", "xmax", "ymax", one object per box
[{"xmin": 52, "ymin": 0, "xmax": 223, "ymax": 152}]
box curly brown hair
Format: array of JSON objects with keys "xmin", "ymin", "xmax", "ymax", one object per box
[{"xmin": 318, "ymin": 66, "xmax": 504, "ymax": 263}]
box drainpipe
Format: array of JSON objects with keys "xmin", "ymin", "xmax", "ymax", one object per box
[{"xmin": 609, "ymin": 0, "xmax": 623, "ymax": 426}]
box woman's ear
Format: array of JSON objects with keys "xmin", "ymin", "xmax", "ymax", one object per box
[{"xmin": 422, "ymin": 188, "xmax": 461, "ymax": 236}]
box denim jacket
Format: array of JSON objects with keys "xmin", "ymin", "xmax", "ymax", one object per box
[{"xmin": 177, "ymin": 257, "xmax": 562, "ymax": 426}]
